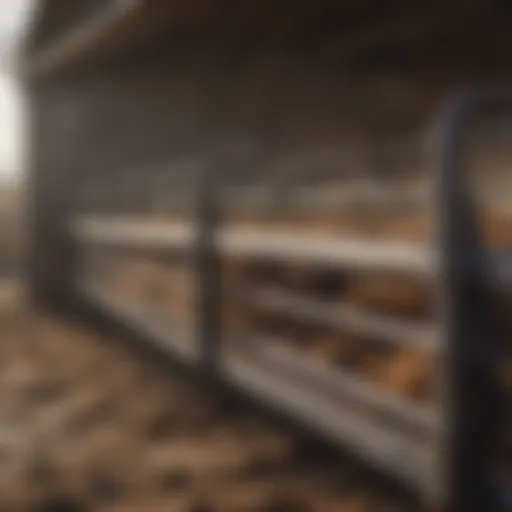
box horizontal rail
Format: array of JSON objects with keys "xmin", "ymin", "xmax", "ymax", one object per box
[
  {"xmin": 224, "ymin": 353, "xmax": 435, "ymax": 493},
  {"xmin": 79, "ymin": 281, "xmax": 198, "ymax": 363},
  {"xmin": 77, "ymin": 279, "xmax": 435, "ymax": 493},
  {"xmin": 71, "ymin": 216, "xmax": 512, "ymax": 282},
  {"xmin": 82, "ymin": 270, "xmax": 435, "ymax": 350},
  {"xmin": 238, "ymin": 286, "xmax": 437, "ymax": 353},
  {"xmin": 74, "ymin": 217, "xmax": 194, "ymax": 250},
  {"xmin": 72, "ymin": 216, "xmax": 430, "ymax": 273},
  {"xmin": 82, "ymin": 263, "xmax": 435, "ymax": 352},
  {"xmin": 243, "ymin": 337, "xmax": 440, "ymax": 436}
]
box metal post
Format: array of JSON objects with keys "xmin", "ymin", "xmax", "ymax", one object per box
[
  {"xmin": 195, "ymin": 154, "xmax": 223, "ymax": 377},
  {"xmin": 26, "ymin": 83, "xmax": 82, "ymax": 308},
  {"xmin": 432, "ymin": 87, "xmax": 508, "ymax": 511}
]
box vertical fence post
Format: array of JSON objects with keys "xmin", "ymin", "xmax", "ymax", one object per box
[
  {"xmin": 195, "ymin": 154, "xmax": 223, "ymax": 378},
  {"xmin": 433, "ymin": 88, "xmax": 507, "ymax": 511},
  {"xmin": 26, "ymin": 84, "xmax": 46, "ymax": 306},
  {"xmin": 26, "ymin": 84, "xmax": 81, "ymax": 309}
]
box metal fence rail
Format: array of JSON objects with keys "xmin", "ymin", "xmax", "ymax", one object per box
[
  {"xmin": 71, "ymin": 216, "xmax": 512, "ymax": 282},
  {"xmin": 232, "ymin": 285, "xmax": 437, "ymax": 352}
]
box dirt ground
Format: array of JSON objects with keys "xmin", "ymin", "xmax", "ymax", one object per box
[{"xmin": 0, "ymin": 282, "xmax": 415, "ymax": 511}]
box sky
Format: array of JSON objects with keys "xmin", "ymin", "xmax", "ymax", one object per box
[{"xmin": 0, "ymin": 0, "xmax": 33, "ymax": 181}]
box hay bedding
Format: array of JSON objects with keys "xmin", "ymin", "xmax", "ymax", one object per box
[{"xmin": 0, "ymin": 284, "xmax": 412, "ymax": 511}]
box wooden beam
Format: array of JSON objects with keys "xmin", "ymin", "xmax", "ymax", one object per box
[{"xmin": 23, "ymin": 1, "xmax": 173, "ymax": 80}]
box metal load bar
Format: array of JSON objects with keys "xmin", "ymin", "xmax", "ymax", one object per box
[
  {"xmin": 224, "ymin": 353, "xmax": 435, "ymax": 494},
  {"xmin": 71, "ymin": 215, "xmax": 512, "ymax": 282},
  {"xmin": 76, "ymin": 279, "xmax": 435, "ymax": 493},
  {"xmin": 233, "ymin": 285, "xmax": 437, "ymax": 353},
  {"xmin": 243, "ymin": 337, "xmax": 440, "ymax": 436}
]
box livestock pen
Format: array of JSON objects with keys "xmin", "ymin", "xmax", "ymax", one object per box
[{"xmin": 16, "ymin": 1, "xmax": 512, "ymax": 510}]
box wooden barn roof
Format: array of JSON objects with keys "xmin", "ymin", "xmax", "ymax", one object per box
[{"xmin": 22, "ymin": 0, "xmax": 511, "ymax": 81}]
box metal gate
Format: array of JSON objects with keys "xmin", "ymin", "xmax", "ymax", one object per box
[{"xmin": 28, "ymin": 83, "xmax": 511, "ymax": 511}]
